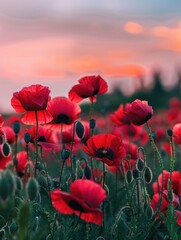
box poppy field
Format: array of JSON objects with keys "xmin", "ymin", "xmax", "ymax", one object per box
[{"xmin": 1, "ymin": 75, "xmax": 181, "ymax": 240}]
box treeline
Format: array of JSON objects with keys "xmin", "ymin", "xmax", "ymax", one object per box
[{"xmin": 81, "ymin": 71, "xmax": 181, "ymax": 114}]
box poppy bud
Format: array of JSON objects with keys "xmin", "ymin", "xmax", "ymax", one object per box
[
  {"xmin": 12, "ymin": 121, "xmax": 21, "ymax": 135},
  {"xmin": 90, "ymin": 119, "xmax": 96, "ymax": 129},
  {"xmin": 143, "ymin": 166, "xmax": 152, "ymax": 184},
  {"xmin": 1, "ymin": 142, "xmax": 11, "ymax": 157},
  {"xmin": 25, "ymin": 177, "xmax": 39, "ymax": 201},
  {"xmin": 120, "ymin": 207, "xmax": 132, "ymax": 223},
  {"xmin": 167, "ymin": 128, "xmax": 173, "ymax": 137},
  {"xmin": 24, "ymin": 132, "xmax": 31, "ymax": 144},
  {"xmin": 132, "ymin": 169, "xmax": 139, "ymax": 179},
  {"xmin": 126, "ymin": 170, "xmax": 132, "ymax": 184},
  {"xmin": 61, "ymin": 149, "xmax": 70, "ymax": 161},
  {"xmin": 76, "ymin": 121, "xmax": 84, "ymax": 139},
  {"xmin": 37, "ymin": 175, "xmax": 48, "ymax": 189},
  {"xmin": 15, "ymin": 176, "xmax": 23, "ymax": 191},
  {"xmin": 145, "ymin": 204, "xmax": 153, "ymax": 218},
  {"xmin": 0, "ymin": 171, "xmax": 14, "ymax": 202},
  {"xmin": 136, "ymin": 158, "xmax": 145, "ymax": 172},
  {"xmin": 84, "ymin": 165, "xmax": 92, "ymax": 180},
  {"xmin": 4, "ymin": 170, "xmax": 15, "ymax": 195}
]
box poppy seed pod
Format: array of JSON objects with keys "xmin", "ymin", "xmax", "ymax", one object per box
[
  {"xmin": 75, "ymin": 121, "xmax": 85, "ymax": 139},
  {"xmin": 167, "ymin": 128, "xmax": 173, "ymax": 137},
  {"xmin": 90, "ymin": 119, "xmax": 96, "ymax": 130},
  {"xmin": 24, "ymin": 132, "xmax": 31, "ymax": 144},
  {"xmin": 25, "ymin": 177, "xmax": 39, "ymax": 201},
  {"xmin": 0, "ymin": 170, "xmax": 15, "ymax": 202},
  {"xmin": 61, "ymin": 149, "xmax": 70, "ymax": 161},
  {"xmin": 1, "ymin": 142, "xmax": 11, "ymax": 158},
  {"xmin": 12, "ymin": 121, "xmax": 21, "ymax": 135}
]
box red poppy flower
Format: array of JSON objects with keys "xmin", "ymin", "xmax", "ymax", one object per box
[
  {"xmin": 82, "ymin": 134, "xmax": 126, "ymax": 166},
  {"xmin": 153, "ymin": 170, "xmax": 181, "ymax": 196},
  {"xmin": 173, "ymin": 123, "xmax": 181, "ymax": 144},
  {"xmin": 11, "ymin": 84, "xmax": 53, "ymax": 125},
  {"xmin": 46, "ymin": 97, "xmax": 81, "ymax": 131},
  {"xmin": 125, "ymin": 99, "xmax": 153, "ymax": 126},
  {"xmin": 16, "ymin": 151, "xmax": 29, "ymax": 173},
  {"xmin": 0, "ymin": 142, "xmax": 12, "ymax": 170},
  {"xmin": 123, "ymin": 140, "xmax": 138, "ymax": 160},
  {"xmin": 16, "ymin": 151, "xmax": 34, "ymax": 179},
  {"xmin": 151, "ymin": 190, "xmax": 180, "ymax": 215},
  {"xmin": 50, "ymin": 179, "xmax": 106, "ymax": 225},
  {"xmin": 110, "ymin": 104, "xmax": 131, "ymax": 126},
  {"xmin": 107, "ymin": 159, "xmax": 135, "ymax": 174},
  {"xmin": 26, "ymin": 125, "xmax": 60, "ymax": 151},
  {"xmin": 3, "ymin": 126, "xmax": 15, "ymax": 144},
  {"xmin": 69, "ymin": 75, "xmax": 108, "ymax": 103}
]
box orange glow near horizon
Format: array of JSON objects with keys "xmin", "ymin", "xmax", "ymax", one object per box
[
  {"xmin": 104, "ymin": 64, "xmax": 146, "ymax": 78},
  {"xmin": 124, "ymin": 21, "xmax": 143, "ymax": 34}
]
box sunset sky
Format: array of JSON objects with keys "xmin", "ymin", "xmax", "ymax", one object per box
[{"xmin": 0, "ymin": 0, "xmax": 181, "ymax": 113}]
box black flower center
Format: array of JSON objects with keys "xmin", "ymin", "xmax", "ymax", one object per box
[
  {"xmin": 145, "ymin": 112, "xmax": 152, "ymax": 122},
  {"xmin": 38, "ymin": 136, "xmax": 46, "ymax": 142},
  {"xmin": 57, "ymin": 114, "xmax": 70, "ymax": 124},
  {"xmin": 69, "ymin": 200, "xmax": 86, "ymax": 212},
  {"xmin": 95, "ymin": 147, "xmax": 114, "ymax": 160},
  {"xmin": 93, "ymin": 89, "xmax": 99, "ymax": 95}
]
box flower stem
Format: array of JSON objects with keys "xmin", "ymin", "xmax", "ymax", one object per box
[
  {"xmin": 35, "ymin": 110, "xmax": 39, "ymax": 178},
  {"xmin": 145, "ymin": 122, "xmax": 164, "ymax": 209}
]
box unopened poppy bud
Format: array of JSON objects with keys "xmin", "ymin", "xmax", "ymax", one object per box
[
  {"xmin": 0, "ymin": 176, "xmax": 10, "ymax": 202},
  {"xmin": 75, "ymin": 121, "xmax": 84, "ymax": 139},
  {"xmin": 25, "ymin": 177, "xmax": 39, "ymax": 201},
  {"xmin": 126, "ymin": 170, "xmax": 132, "ymax": 184},
  {"xmin": 61, "ymin": 149, "xmax": 70, "ymax": 160},
  {"xmin": 37, "ymin": 175, "xmax": 48, "ymax": 189},
  {"xmin": 84, "ymin": 165, "xmax": 92, "ymax": 180},
  {"xmin": 1, "ymin": 142, "xmax": 11, "ymax": 157},
  {"xmin": 15, "ymin": 176, "xmax": 23, "ymax": 191},
  {"xmin": 137, "ymin": 158, "xmax": 145, "ymax": 172},
  {"xmin": 4, "ymin": 170, "xmax": 15, "ymax": 195},
  {"xmin": 145, "ymin": 205, "xmax": 153, "ymax": 218},
  {"xmin": 167, "ymin": 128, "xmax": 173, "ymax": 137},
  {"xmin": 120, "ymin": 207, "xmax": 132, "ymax": 223},
  {"xmin": 90, "ymin": 119, "xmax": 96, "ymax": 129},
  {"xmin": 24, "ymin": 132, "xmax": 31, "ymax": 144},
  {"xmin": 132, "ymin": 169, "xmax": 139, "ymax": 179},
  {"xmin": 12, "ymin": 121, "xmax": 21, "ymax": 134},
  {"xmin": 143, "ymin": 166, "xmax": 152, "ymax": 184}
]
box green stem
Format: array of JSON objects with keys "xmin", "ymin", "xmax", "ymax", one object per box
[
  {"xmin": 102, "ymin": 162, "xmax": 106, "ymax": 229},
  {"xmin": 13, "ymin": 133, "xmax": 18, "ymax": 168},
  {"xmin": 58, "ymin": 160, "xmax": 65, "ymax": 188},
  {"xmin": 35, "ymin": 110, "xmax": 39, "ymax": 178},
  {"xmin": 40, "ymin": 146, "xmax": 51, "ymax": 192},
  {"xmin": 145, "ymin": 122, "xmax": 164, "ymax": 171},
  {"xmin": 146, "ymin": 122, "xmax": 164, "ymax": 206}
]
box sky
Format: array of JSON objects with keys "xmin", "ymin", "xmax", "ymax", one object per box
[{"xmin": 0, "ymin": 0, "xmax": 181, "ymax": 113}]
